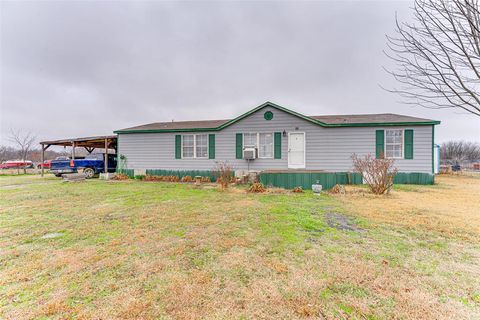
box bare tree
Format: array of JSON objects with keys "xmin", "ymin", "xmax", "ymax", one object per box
[
  {"xmin": 351, "ymin": 153, "xmax": 398, "ymax": 195},
  {"xmin": 8, "ymin": 129, "xmax": 36, "ymax": 174},
  {"xmin": 440, "ymin": 140, "xmax": 480, "ymax": 164},
  {"xmin": 213, "ymin": 161, "xmax": 234, "ymax": 189},
  {"xmin": 384, "ymin": 0, "xmax": 480, "ymax": 116}
]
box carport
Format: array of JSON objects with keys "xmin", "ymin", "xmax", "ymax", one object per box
[{"xmin": 39, "ymin": 135, "xmax": 117, "ymax": 177}]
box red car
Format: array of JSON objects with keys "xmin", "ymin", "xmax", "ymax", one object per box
[
  {"xmin": 36, "ymin": 157, "xmax": 70, "ymax": 169},
  {"xmin": 0, "ymin": 160, "xmax": 34, "ymax": 169},
  {"xmin": 37, "ymin": 160, "xmax": 52, "ymax": 169}
]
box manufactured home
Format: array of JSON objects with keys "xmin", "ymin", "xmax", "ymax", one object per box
[{"xmin": 115, "ymin": 102, "xmax": 440, "ymax": 188}]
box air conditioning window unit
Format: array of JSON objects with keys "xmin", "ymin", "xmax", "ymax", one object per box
[{"xmin": 243, "ymin": 147, "xmax": 257, "ymax": 160}]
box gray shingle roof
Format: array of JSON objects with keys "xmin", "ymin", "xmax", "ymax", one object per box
[
  {"xmin": 310, "ymin": 113, "xmax": 436, "ymax": 124},
  {"xmin": 119, "ymin": 119, "xmax": 229, "ymax": 132},
  {"xmin": 117, "ymin": 113, "xmax": 436, "ymax": 132}
]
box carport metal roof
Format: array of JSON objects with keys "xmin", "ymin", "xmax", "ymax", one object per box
[{"xmin": 39, "ymin": 135, "xmax": 117, "ymax": 149}]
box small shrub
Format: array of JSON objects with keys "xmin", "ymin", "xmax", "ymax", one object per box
[
  {"xmin": 214, "ymin": 161, "xmax": 234, "ymax": 189},
  {"xmin": 166, "ymin": 175, "xmax": 180, "ymax": 182},
  {"xmin": 144, "ymin": 174, "xmax": 163, "ymax": 181},
  {"xmin": 200, "ymin": 176, "xmax": 211, "ymax": 183},
  {"xmin": 248, "ymin": 182, "xmax": 266, "ymax": 193},
  {"xmin": 329, "ymin": 184, "xmax": 345, "ymax": 194},
  {"xmin": 292, "ymin": 186, "xmax": 304, "ymax": 193},
  {"xmin": 351, "ymin": 153, "xmax": 398, "ymax": 195},
  {"xmin": 181, "ymin": 175, "xmax": 193, "ymax": 182},
  {"xmin": 112, "ymin": 173, "xmax": 130, "ymax": 180},
  {"xmin": 134, "ymin": 175, "xmax": 145, "ymax": 180}
]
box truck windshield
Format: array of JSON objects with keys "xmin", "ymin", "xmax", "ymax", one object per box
[{"xmin": 85, "ymin": 154, "xmax": 103, "ymax": 160}]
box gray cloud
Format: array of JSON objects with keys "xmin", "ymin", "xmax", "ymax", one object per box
[{"xmin": 1, "ymin": 1, "xmax": 478, "ymax": 148}]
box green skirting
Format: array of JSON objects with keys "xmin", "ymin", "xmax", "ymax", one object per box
[
  {"xmin": 259, "ymin": 172, "xmax": 434, "ymax": 190},
  {"xmin": 259, "ymin": 172, "xmax": 362, "ymax": 190},
  {"xmin": 393, "ymin": 172, "xmax": 435, "ymax": 185},
  {"xmin": 146, "ymin": 169, "xmax": 218, "ymax": 180},
  {"xmin": 116, "ymin": 169, "xmax": 134, "ymax": 178}
]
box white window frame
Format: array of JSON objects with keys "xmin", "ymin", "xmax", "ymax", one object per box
[
  {"xmin": 242, "ymin": 132, "xmax": 274, "ymax": 159},
  {"xmin": 195, "ymin": 134, "xmax": 208, "ymax": 159},
  {"xmin": 243, "ymin": 133, "xmax": 258, "ymax": 149},
  {"xmin": 258, "ymin": 132, "xmax": 274, "ymax": 159},
  {"xmin": 384, "ymin": 129, "xmax": 404, "ymax": 159},
  {"xmin": 181, "ymin": 134, "xmax": 195, "ymax": 159},
  {"xmin": 181, "ymin": 134, "xmax": 208, "ymax": 159}
]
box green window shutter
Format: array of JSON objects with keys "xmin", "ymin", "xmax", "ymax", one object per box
[
  {"xmin": 208, "ymin": 134, "xmax": 215, "ymax": 159},
  {"xmin": 404, "ymin": 129, "xmax": 414, "ymax": 159},
  {"xmin": 274, "ymin": 132, "xmax": 282, "ymax": 159},
  {"xmin": 376, "ymin": 130, "xmax": 384, "ymax": 159},
  {"xmin": 175, "ymin": 135, "xmax": 182, "ymax": 159},
  {"xmin": 236, "ymin": 133, "xmax": 243, "ymax": 159}
]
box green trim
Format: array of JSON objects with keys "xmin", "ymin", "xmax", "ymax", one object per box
[
  {"xmin": 208, "ymin": 134, "xmax": 215, "ymax": 159},
  {"xmin": 274, "ymin": 132, "xmax": 282, "ymax": 159},
  {"xmin": 114, "ymin": 101, "xmax": 441, "ymax": 133},
  {"xmin": 264, "ymin": 111, "xmax": 274, "ymax": 120},
  {"xmin": 235, "ymin": 133, "xmax": 243, "ymax": 159},
  {"xmin": 376, "ymin": 130, "xmax": 384, "ymax": 159},
  {"xmin": 432, "ymin": 125, "xmax": 435, "ymax": 174},
  {"xmin": 404, "ymin": 129, "xmax": 414, "ymax": 159},
  {"xmin": 175, "ymin": 135, "xmax": 181, "ymax": 159}
]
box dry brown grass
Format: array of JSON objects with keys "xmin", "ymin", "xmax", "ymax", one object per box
[
  {"xmin": 0, "ymin": 175, "xmax": 479, "ymax": 319},
  {"xmin": 337, "ymin": 174, "xmax": 480, "ymax": 240}
]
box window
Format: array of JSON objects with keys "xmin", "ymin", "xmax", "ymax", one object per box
[
  {"xmin": 385, "ymin": 129, "xmax": 403, "ymax": 158},
  {"xmin": 243, "ymin": 132, "xmax": 274, "ymax": 159},
  {"xmin": 196, "ymin": 134, "xmax": 208, "ymax": 158},
  {"xmin": 259, "ymin": 133, "xmax": 273, "ymax": 158},
  {"xmin": 182, "ymin": 135, "xmax": 194, "ymax": 158},
  {"xmin": 182, "ymin": 134, "xmax": 208, "ymax": 158},
  {"xmin": 243, "ymin": 133, "xmax": 257, "ymax": 148}
]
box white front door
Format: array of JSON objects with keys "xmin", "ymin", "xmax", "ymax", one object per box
[{"xmin": 288, "ymin": 132, "xmax": 305, "ymax": 169}]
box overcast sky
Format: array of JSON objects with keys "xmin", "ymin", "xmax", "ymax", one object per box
[{"xmin": 1, "ymin": 1, "xmax": 479, "ymax": 148}]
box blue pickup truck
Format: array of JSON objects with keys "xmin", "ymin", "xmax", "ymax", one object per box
[{"xmin": 50, "ymin": 153, "xmax": 117, "ymax": 178}]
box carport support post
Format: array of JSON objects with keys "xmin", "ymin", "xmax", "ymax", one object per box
[
  {"xmin": 104, "ymin": 138, "xmax": 108, "ymax": 174},
  {"xmin": 41, "ymin": 144, "xmax": 44, "ymax": 177},
  {"xmin": 71, "ymin": 141, "xmax": 75, "ymax": 160},
  {"xmin": 40, "ymin": 144, "xmax": 50, "ymax": 177}
]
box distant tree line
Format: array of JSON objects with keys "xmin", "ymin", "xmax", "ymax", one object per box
[
  {"xmin": 440, "ymin": 140, "xmax": 480, "ymax": 164},
  {"xmin": 0, "ymin": 145, "xmax": 70, "ymax": 163}
]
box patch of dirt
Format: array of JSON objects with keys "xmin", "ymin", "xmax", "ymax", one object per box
[
  {"xmin": 41, "ymin": 232, "xmax": 64, "ymax": 239},
  {"xmin": 0, "ymin": 184, "xmax": 26, "ymax": 189},
  {"xmin": 325, "ymin": 212, "xmax": 363, "ymax": 233}
]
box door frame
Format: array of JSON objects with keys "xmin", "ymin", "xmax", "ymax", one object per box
[{"xmin": 287, "ymin": 132, "xmax": 306, "ymax": 169}]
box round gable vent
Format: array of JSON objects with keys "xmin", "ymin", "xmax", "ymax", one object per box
[{"xmin": 264, "ymin": 111, "xmax": 274, "ymax": 120}]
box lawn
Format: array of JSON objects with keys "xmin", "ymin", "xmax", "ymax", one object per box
[{"xmin": 0, "ymin": 174, "xmax": 479, "ymax": 319}]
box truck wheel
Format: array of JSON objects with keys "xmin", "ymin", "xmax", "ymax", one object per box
[{"xmin": 84, "ymin": 168, "xmax": 95, "ymax": 179}]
